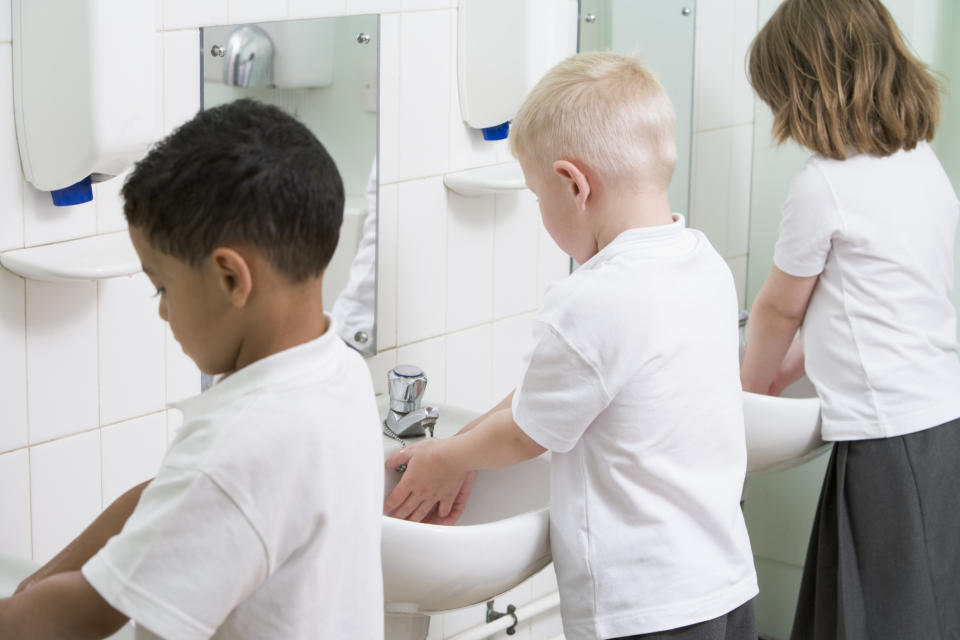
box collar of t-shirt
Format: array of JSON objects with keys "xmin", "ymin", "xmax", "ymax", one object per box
[
  {"xmin": 579, "ymin": 213, "xmax": 697, "ymax": 271},
  {"xmin": 170, "ymin": 315, "xmax": 342, "ymax": 421}
]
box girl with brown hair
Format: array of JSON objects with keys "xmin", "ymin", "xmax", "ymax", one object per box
[{"xmin": 740, "ymin": 0, "xmax": 960, "ymax": 638}]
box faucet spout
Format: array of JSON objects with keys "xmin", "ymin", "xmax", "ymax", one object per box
[{"xmin": 385, "ymin": 406, "xmax": 439, "ymax": 439}]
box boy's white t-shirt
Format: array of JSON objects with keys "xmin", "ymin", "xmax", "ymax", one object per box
[
  {"xmin": 83, "ymin": 322, "xmax": 384, "ymax": 640},
  {"xmin": 773, "ymin": 142, "xmax": 960, "ymax": 440},
  {"xmin": 512, "ymin": 217, "xmax": 757, "ymax": 639}
]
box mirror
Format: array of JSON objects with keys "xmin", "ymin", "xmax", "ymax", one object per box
[
  {"xmin": 578, "ymin": 0, "xmax": 696, "ymax": 216},
  {"xmin": 201, "ymin": 15, "xmax": 379, "ymax": 356}
]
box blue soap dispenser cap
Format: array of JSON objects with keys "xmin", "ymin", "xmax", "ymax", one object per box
[
  {"xmin": 50, "ymin": 176, "xmax": 93, "ymax": 206},
  {"xmin": 481, "ymin": 121, "xmax": 510, "ymax": 141}
]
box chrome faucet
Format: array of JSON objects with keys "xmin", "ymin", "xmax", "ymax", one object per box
[{"xmin": 384, "ymin": 365, "xmax": 439, "ymax": 439}]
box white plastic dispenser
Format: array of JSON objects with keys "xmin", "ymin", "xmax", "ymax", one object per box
[
  {"xmin": 456, "ymin": 0, "xmax": 578, "ymax": 140},
  {"xmin": 12, "ymin": 0, "xmax": 159, "ymax": 206}
]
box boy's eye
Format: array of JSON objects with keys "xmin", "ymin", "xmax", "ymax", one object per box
[{"xmin": 152, "ymin": 287, "xmax": 166, "ymax": 298}]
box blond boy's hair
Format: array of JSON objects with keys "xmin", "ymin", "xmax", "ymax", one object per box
[
  {"xmin": 509, "ymin": 51, "xmax": 677, "ymax": 191},
  {"xmin": 749, "ymin": 0, "xmax": 941, "ymax": 160}
]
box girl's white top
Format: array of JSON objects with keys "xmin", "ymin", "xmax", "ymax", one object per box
[{"xmin": 774, "ymin": 142, "xmax": 960, "ymax": 440}]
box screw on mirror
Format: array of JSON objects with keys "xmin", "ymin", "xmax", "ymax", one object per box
[
  {"xmin": 356, "ymin": 32, "xmax": 371, "ymax": 45},
  {"xmin": 210, "ymin": 44, "xmax": 226, "ymax": 57}
]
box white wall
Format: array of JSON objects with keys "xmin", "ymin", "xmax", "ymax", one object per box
[{"xmin": 0, "ymin": 1, "xmax": 758, "ymax": 638}]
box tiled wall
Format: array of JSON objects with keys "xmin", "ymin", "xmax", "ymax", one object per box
[{"xmin": 0, "ymin": 1, "xmax": 760, "ymax": 639}]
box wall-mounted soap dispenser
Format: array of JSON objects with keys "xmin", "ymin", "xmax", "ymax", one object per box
[
  {"xmin": 457, "ymin": 0, "xmax": 578, "ymax": 140},
  {"xmin": 12, "ymin": 0, "xmax": 159, "ymax": 206}
]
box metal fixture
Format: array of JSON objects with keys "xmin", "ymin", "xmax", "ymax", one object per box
[
  {"xmin": 485, "ymin": 600, "xmax": 518, "ymax": 635},
  {"xmin": 356, "ymin": 32, "xmax": 371, "ymax": 44},
  {"xmin": 210, "ymin": 44, "xmax": 226, "ymax": 57},
  {"xmin": 353, "ymin": 331, "xmax": 369, "ymax": 345},
  {"xmin": 384, "ymin": 365, "xmax": 439, "ymax": 440},
  {"xmin": 682, "ymin": 7, "xmax": 692, "ymax": 16},
  {"xmin": 223, "ymin": 24, "xmax": 275, "ymax": 88},
  {"xmin": 584, "ymin": 12, "xmax": 597, "ymax": 23}
]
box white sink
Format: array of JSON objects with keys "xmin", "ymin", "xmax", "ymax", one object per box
[
  {"xmin": 380, "ymin": 401, "xmax": 551, "ymax": 614},
  {"xmin": 0, "ymin": 553, "xmax": 135, "ymax": 639}
]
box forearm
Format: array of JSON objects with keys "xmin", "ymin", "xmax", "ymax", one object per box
[
  {"xmin": 0, "ymin": 571, "xmax": 128, "ymax": 640},
  {"xmin": 446, "ymin": 408, "xmax": 545, "ymax": 471},
  {"xmin": 17, "ymin": 480, "xmax": 150, "ymax": 594},
  {"xmin": 741, "ymin": 295, "xmax": 803, "ymax": 393},
  {"xmin": 456, "ymin": 391, "xmax": 515, "ymax": 435}
]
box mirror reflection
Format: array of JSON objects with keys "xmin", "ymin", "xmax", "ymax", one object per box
[
  {"xmin": 201, "ymin": 15, "xmax": 379, "ymax": 356},
  {"xmin": 578, "ymin": 0, "xmax": 696, "ymax": 215}
]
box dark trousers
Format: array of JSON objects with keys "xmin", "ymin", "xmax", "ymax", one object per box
[{"xmin": 610, "ymin": 599, "xmax": 757, "ymax": 640}]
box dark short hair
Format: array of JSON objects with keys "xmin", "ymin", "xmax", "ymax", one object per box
[
  {"xmin": 122, "ymin": 98, "xmax": 344, "ymax": 282},
  {"xmin": 749, "ymin": 0, "xmax": 941, "ymax": 160}
]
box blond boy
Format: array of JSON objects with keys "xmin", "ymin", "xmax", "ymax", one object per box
[{"xmin": 385, "ymin": 52, "xmax": 758, "ymax": 640}]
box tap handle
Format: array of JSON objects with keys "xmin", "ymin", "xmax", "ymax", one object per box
[{"xmin": 388, "ymin": 365, "xmax": 428, "ymax": 413}]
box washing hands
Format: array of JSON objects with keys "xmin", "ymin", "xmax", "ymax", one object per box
[{"xmin": 384, "ymin": 438, "xmax": 477, "ymax": 525}]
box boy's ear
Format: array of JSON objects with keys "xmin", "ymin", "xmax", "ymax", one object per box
[
  {"xmin": 210, "ymin": 247, "xmax": 253, "ymax": 308},
  {"xmin": 553, "ymin": 160, "xmax": 591, "ymax": 212}
]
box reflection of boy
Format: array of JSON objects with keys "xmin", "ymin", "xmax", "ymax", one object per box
[
  {"xmin": 384, "ymin": 52, "xmax": 757, "ymax": 640},
  {"xmin": 0, "ymin": 99, "xmax": 384, "ymax": 639}
]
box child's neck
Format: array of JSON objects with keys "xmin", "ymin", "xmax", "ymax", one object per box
[
  {"xmin": 594, "ymin": 188, "xmax": 675, "ymax": 253},
  {"xmin": 232, "ymin": 280, "xmax": 329, "ymax": 371}
]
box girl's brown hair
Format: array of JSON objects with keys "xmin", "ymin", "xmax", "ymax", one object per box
[{"xmin": 748, "ymin": 0, "xmax": 941, "ymax": 160}]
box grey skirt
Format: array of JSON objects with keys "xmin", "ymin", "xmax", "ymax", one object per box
[{"xmin": 791, "ymin": 416, "xmax": 960, "ymax": 640}]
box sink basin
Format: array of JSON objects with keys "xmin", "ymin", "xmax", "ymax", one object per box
[
  {"xmin": 380, "ymin": 401, "xmax": 551, "ymax": 614},
  {"xmin": 0, "ymin": 553, "xmax": 134, "ymax": 639},
  {"xmin": 744, "ymin": 377, "xmax": 831, "ymax": 475}
]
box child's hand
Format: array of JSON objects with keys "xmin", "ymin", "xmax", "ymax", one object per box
[
  {"xmin": 421, "ymin": 470, "xmax": 477, "ymax": 526},
  {"xmin": 383, "ymin": 439, "xmax": 471, "ymax": 523}
]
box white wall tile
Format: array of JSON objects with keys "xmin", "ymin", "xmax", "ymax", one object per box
[
  {"xmin": 25, "ymin": 280, "xmax": 99, "ymax": 444},
  {"xmin": 289, "ymin": 0, "xmax": 346, "ymax": 19},
  {"xmin": 377, "ymin": 183, "xmax": 399, "ymax": 349},
  {"xmin": 446, "ymin": 193, "xmax": 494, "ymax": 332},
  {"xmin": 0, "ymin": 0, "xmax": 11, "ymax": 42},
  {"xmin": 493, "ymin": 192, "xmax": 539, "ymax": 319},
  {"xmin": 166, "ymin": 326, "xmax": 201, "ymax": 404},
  {"xmin": 397, "ymin": 177, "xmax": 446, "ymax": 345},
  {"xmin": 162, "ymin": 30, "xmax": 202, "ymax": 136},
  {"xmin": 22, "ymin": 182, "xmax": 97, "ymax": 248},
  {"xmin": 377, "ymin": 13, "xmax": 401, "ymax": 185},
  {"xmin": 347, "ymin": 0, "xmax": 401, "ymax": 15},
  {"xmin": 536, "ymin": 219, "xmax": 569, "ymax": 306},
  {"xmin": 726, "ymin": 255, "xmax": 748, "ymax": 309},
  {"xmin": 397, "ymin": 336, "xmax": 446, "ymax": 404},
  {"xmin": 0, "ymin": 44, "xmax": 23, "ymax": 252},
  {"xmin": 397, "ymin": 10, "xmax": 452, "ymax": 180},
  {"xmin": 163, "ymin": 0, "xmax": 228, "ymax": 30},
  {"xmin": 445, "ymin": 324, "xmax": 493, "ymax": 413},
  {"xmin": 491, "ymin": 313, "xmax": 535, "ymax": 401},
  {"xmin": 693, "ymin": 0, "xmax": 735, "ymax": 132},
  {"xmin": 101, "ymin": 412, "xmax": 167, "ymax": 506},
  {"xmin": 733, "ymin": 0, "xmax": 760, "ymax": 125},
  {"xmin": 402, "ymin": 0, "xmax": 456, "ymax": 10},
  {"xmin": 30, "ymin": 430, "xmax": 101, "ymax": 564},
  {"xmin": 366, "ymin": 348, "xmax": 397, "ymax": 397},
  {"xmin": 689, "ymin": 128, "xmax": 732, "ymax": 255},
  {"xmin": 727, "ymin": 124, "xmax": 754, "ymax": 257},
  {"xmin": 0, "ymin": 449, "xmax": 31, "ymax": 561},
  {"xmin": 0, "ymin": 269, "xmax": 27, "ymax": 454},
  {"xmin": 94, "ymin": 172, "xmax": 128, "ymax": 235},
  {"xmin": 99, "ymin": 274, "xmax": 166, "ymax": 426},
  {"xmin": 228, "ymin": 0, "xmax": 289, "ymax": 24}
]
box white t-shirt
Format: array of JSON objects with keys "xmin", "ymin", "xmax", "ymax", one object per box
[
  {"xmin": 513, "ymin": 217, "xmax": 757, "ymax": 639},
  {"xmin": 774, "ymin": 142, "xmax": 960, "ymax": 440},
  {"xmin": 83, "ymin": 322, "xmax": 384, "ymax": 640}
]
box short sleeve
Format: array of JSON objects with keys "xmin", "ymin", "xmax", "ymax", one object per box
[
  {"xmin": 82, "ymin": 469, "xmax": 268, "ymax": 640},
  {"xmin": 773, "ymin": 162, "xmax": 842, "ymax": 277},
  {"xmin": 512, "ymin": 322, "xmax": 612, "ymax": 453}
]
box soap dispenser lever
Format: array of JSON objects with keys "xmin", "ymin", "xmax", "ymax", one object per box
[{"xmin": 384, "ymin": 365, "xmax": 439, "ymax": 439}]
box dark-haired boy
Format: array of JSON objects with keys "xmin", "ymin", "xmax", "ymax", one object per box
[{"xmin": 0, "ymin": 99, "xmax": 384, "ymax": 639}]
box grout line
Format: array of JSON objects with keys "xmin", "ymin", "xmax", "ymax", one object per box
[{"xmin": 26, "ymin": 446, "xmax": 34, "ymax": 561}]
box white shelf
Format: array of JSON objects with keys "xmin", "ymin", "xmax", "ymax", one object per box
[
  {"xmin": 443, "ymin": 162, "xmax": 527, "ymax": 196},
  {"xmin": 0, "ymin": 231, "xmax": 141, "ymax": 282}
]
